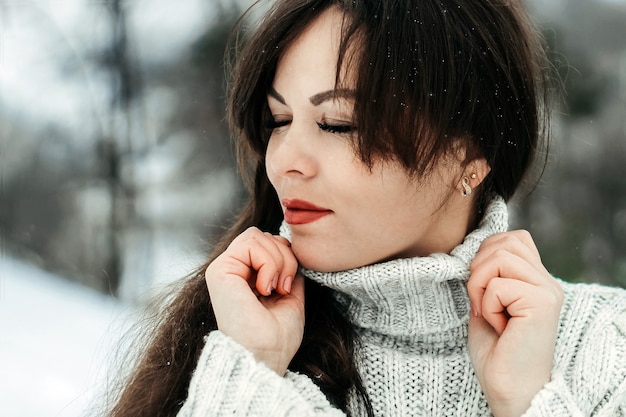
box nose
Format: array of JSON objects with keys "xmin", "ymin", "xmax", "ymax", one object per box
[{"xmin": 266, "ymin": 121, "xmax": 318, "ymax": 181}]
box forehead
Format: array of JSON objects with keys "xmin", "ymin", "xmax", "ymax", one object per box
[
  {"xmin": 273, "ymin": 7, "xmax": 358, "ymax": 93},
  {"xmin": 278, "ymin": 8, "xmax": 343, "ymax": 68}
]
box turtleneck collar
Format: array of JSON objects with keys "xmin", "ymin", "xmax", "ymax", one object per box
[{"xmin": 280, "ymin": 197, "xmax": 509, "ymax": 343}]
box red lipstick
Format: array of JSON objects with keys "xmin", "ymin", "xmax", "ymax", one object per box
[{"xmin": 282, "ymin": 199, "xmax": 333, "ymax": 225}]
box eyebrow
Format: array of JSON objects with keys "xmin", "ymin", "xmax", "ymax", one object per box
[
  {"xmin": 268, "ymin": 87, "xmax": 356, "ymax": 106},
  {"xmin": 310, "ymin": 89, "xmax": 356, "ymax": 106}
]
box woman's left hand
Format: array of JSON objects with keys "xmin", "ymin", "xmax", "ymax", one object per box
[{"xmin": 467, "ymin": 230, "xmax": 564, "ymax": 417}]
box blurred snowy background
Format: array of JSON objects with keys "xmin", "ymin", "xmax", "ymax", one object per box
[{"xmin": 1, "ymin": 0, "xmax": 625, "ymax": 415}]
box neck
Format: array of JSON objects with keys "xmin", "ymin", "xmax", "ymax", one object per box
[{"xmin": 404, "ymin": 194, "xmax": 482, "ymax": 258}]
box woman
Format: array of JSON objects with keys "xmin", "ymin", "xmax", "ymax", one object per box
[{"xmin": 107, "ymin": 1, "xmax": 626, "ymax": 416}]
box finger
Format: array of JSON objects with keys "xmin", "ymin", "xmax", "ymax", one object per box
[
  {"xmin": 258, "ymin": 273, "xmax": 306, "ymax": 314},
  {"xmin": 215, "ymin": 228, "xmax": 286, "ymax": 296},
  {"xmin": 241, "ymin": 236, "xmax": 283, "ymax": 296},
  {"xmin": 471, "ymin": 248, "xmax": 549, "ymax": 286},
  {"xmin": 474, "ymin": 240, "xmax": 559, "ymax": 288},
  {"xmin": 478, "ymin": 230, "xmax": 539, "ymax": 256},
  {"xmin": 236, "ymin": 229, "xmax": 298, "ymax": 296},
  {"xmin": 468, "ymin": 250, "xmax": 542, "ymax": 313},
  {"xmin": 471, "ymin": 230, "xmax": 561, "ymax": 294},
  {"xmin": 479, "ymin": 277, "xmax": 524, "ymax": 335},
  {"xmin": 270, "ymin": 235, "xmax": 299, "ymax": 295},
  {"xmin": 258, "ymin": 231, "xmax": 292, "ymax": 292},
  {"xmin": 472, "ymin": 230, "xmax": 542, "ymax": 272},
  {"xmin": 480, "ymin": 277, "xmax": 561, "ymax": 335},
  {"xmin": 272, "ymin": 235, "xmax": 292, "ymax": 248},
  {"xmin": 246, "ymin": 230, "xmax": 291, "ymax": 295}
]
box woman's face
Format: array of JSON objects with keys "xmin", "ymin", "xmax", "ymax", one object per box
[{"xmin": 266, "ymin": 7, "xmax": 471, "ymax": 272}]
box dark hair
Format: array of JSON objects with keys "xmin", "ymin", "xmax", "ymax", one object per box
[
  {"xmin": 232, "ymin": 0, "xmax": 550, "ymax": 210},
  {"xmin": 105, "ymin": 1, "xmax": 550, "ymax": 416}
]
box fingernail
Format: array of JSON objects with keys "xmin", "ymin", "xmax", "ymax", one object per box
[
  {"xmin": 266, "ymin": 276, "xmax": 277, "ymax": 295},
  {"xmin": 283, "ymin": 275, "xmax": 293, "ymax": 293},
  {"xmin": 471, "ymin": 303, "xmax": 480, "ymax": 318}
]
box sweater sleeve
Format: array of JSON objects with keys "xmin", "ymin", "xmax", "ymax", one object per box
[
  {"xmin": 521, "ymin": 283, "xmax": 626, "ymax": 417},
  {"xmin": 177, "ymin": 331, "xmax": 346, "ymax": 417},
  {"xmin": 521, "ymin": 373, "xmax": 585, "ymax": 417}
]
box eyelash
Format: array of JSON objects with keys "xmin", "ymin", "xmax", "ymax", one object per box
[
  {"xmin": 266, "ymin": 119, "xmax": 290, "ymax": 129},
  {"xmin": 266, "ymin": 119, "xmax": 355, "ymax": 135},
  {"xmin": 316, "ymin": 122, "xmax": 355, "ymax": 134}
]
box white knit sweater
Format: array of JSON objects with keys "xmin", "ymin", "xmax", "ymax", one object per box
[{"xmin": 178, "ymin": 198, "xmax": 626, "ymax": 416}]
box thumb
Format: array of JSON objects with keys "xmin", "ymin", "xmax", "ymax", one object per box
[{"xmin": 468, "ymin": 315, "xmax": 498, "ymax": 365}]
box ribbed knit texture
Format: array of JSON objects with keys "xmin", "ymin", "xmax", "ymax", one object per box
[
  {"xmin": 294, "ymin": 198, "xmax": 508, "ymax": 415},
  {"xmin": 178, "ymin": 197, "xmax": 626, "ymax": 417}
]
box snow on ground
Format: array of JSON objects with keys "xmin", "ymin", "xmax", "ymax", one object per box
[{"xmin": 0, "ymin": 256, "xmax": 133, "ymax": 417}]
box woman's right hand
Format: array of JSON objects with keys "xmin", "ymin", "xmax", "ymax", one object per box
[{"xmin": 205, "ymin": 227, "xmax": 305, "ymax": 376}]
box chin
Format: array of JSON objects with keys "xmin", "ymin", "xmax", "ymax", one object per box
[
  {"xmin": 291, "ymin": 245, "xmax": 341, "ymax": 272},
  {"xmin": 293, "ymin": 247, "xmax": 367, "ymax": 273},
  {"xmin": 295, "ymin": 255, "xmax": 335, "ymax": 273}
]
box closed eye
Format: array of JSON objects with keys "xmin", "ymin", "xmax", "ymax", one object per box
[
  {"xmin": 316, "ymin": 122, "xmax": 355, "ymax": 134},
  {"xmin": 266, "ymin": 119, "xmax": 291, "ymax": 130}
]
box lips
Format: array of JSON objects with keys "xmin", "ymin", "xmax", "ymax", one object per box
[{"xmin": 282, "ymin": 198, "xmax": 333, "ymax": 225}]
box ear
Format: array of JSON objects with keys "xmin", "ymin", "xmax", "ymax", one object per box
[
  {"xmin": 457, "ymin": 158, "xmax": 491, "ymax": 196},
  {"xmin": 466, "ymin": 158, "xmax": 491, "ymax": 187}
]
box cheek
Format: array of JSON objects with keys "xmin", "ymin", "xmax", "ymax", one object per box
[
  {"xmin": 361, "ymin": 177, "xmax": 417, "ymax": 210},
  {"xmin": 265, "ymin": 143, "xmax": 279, "ymax": 188}
]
